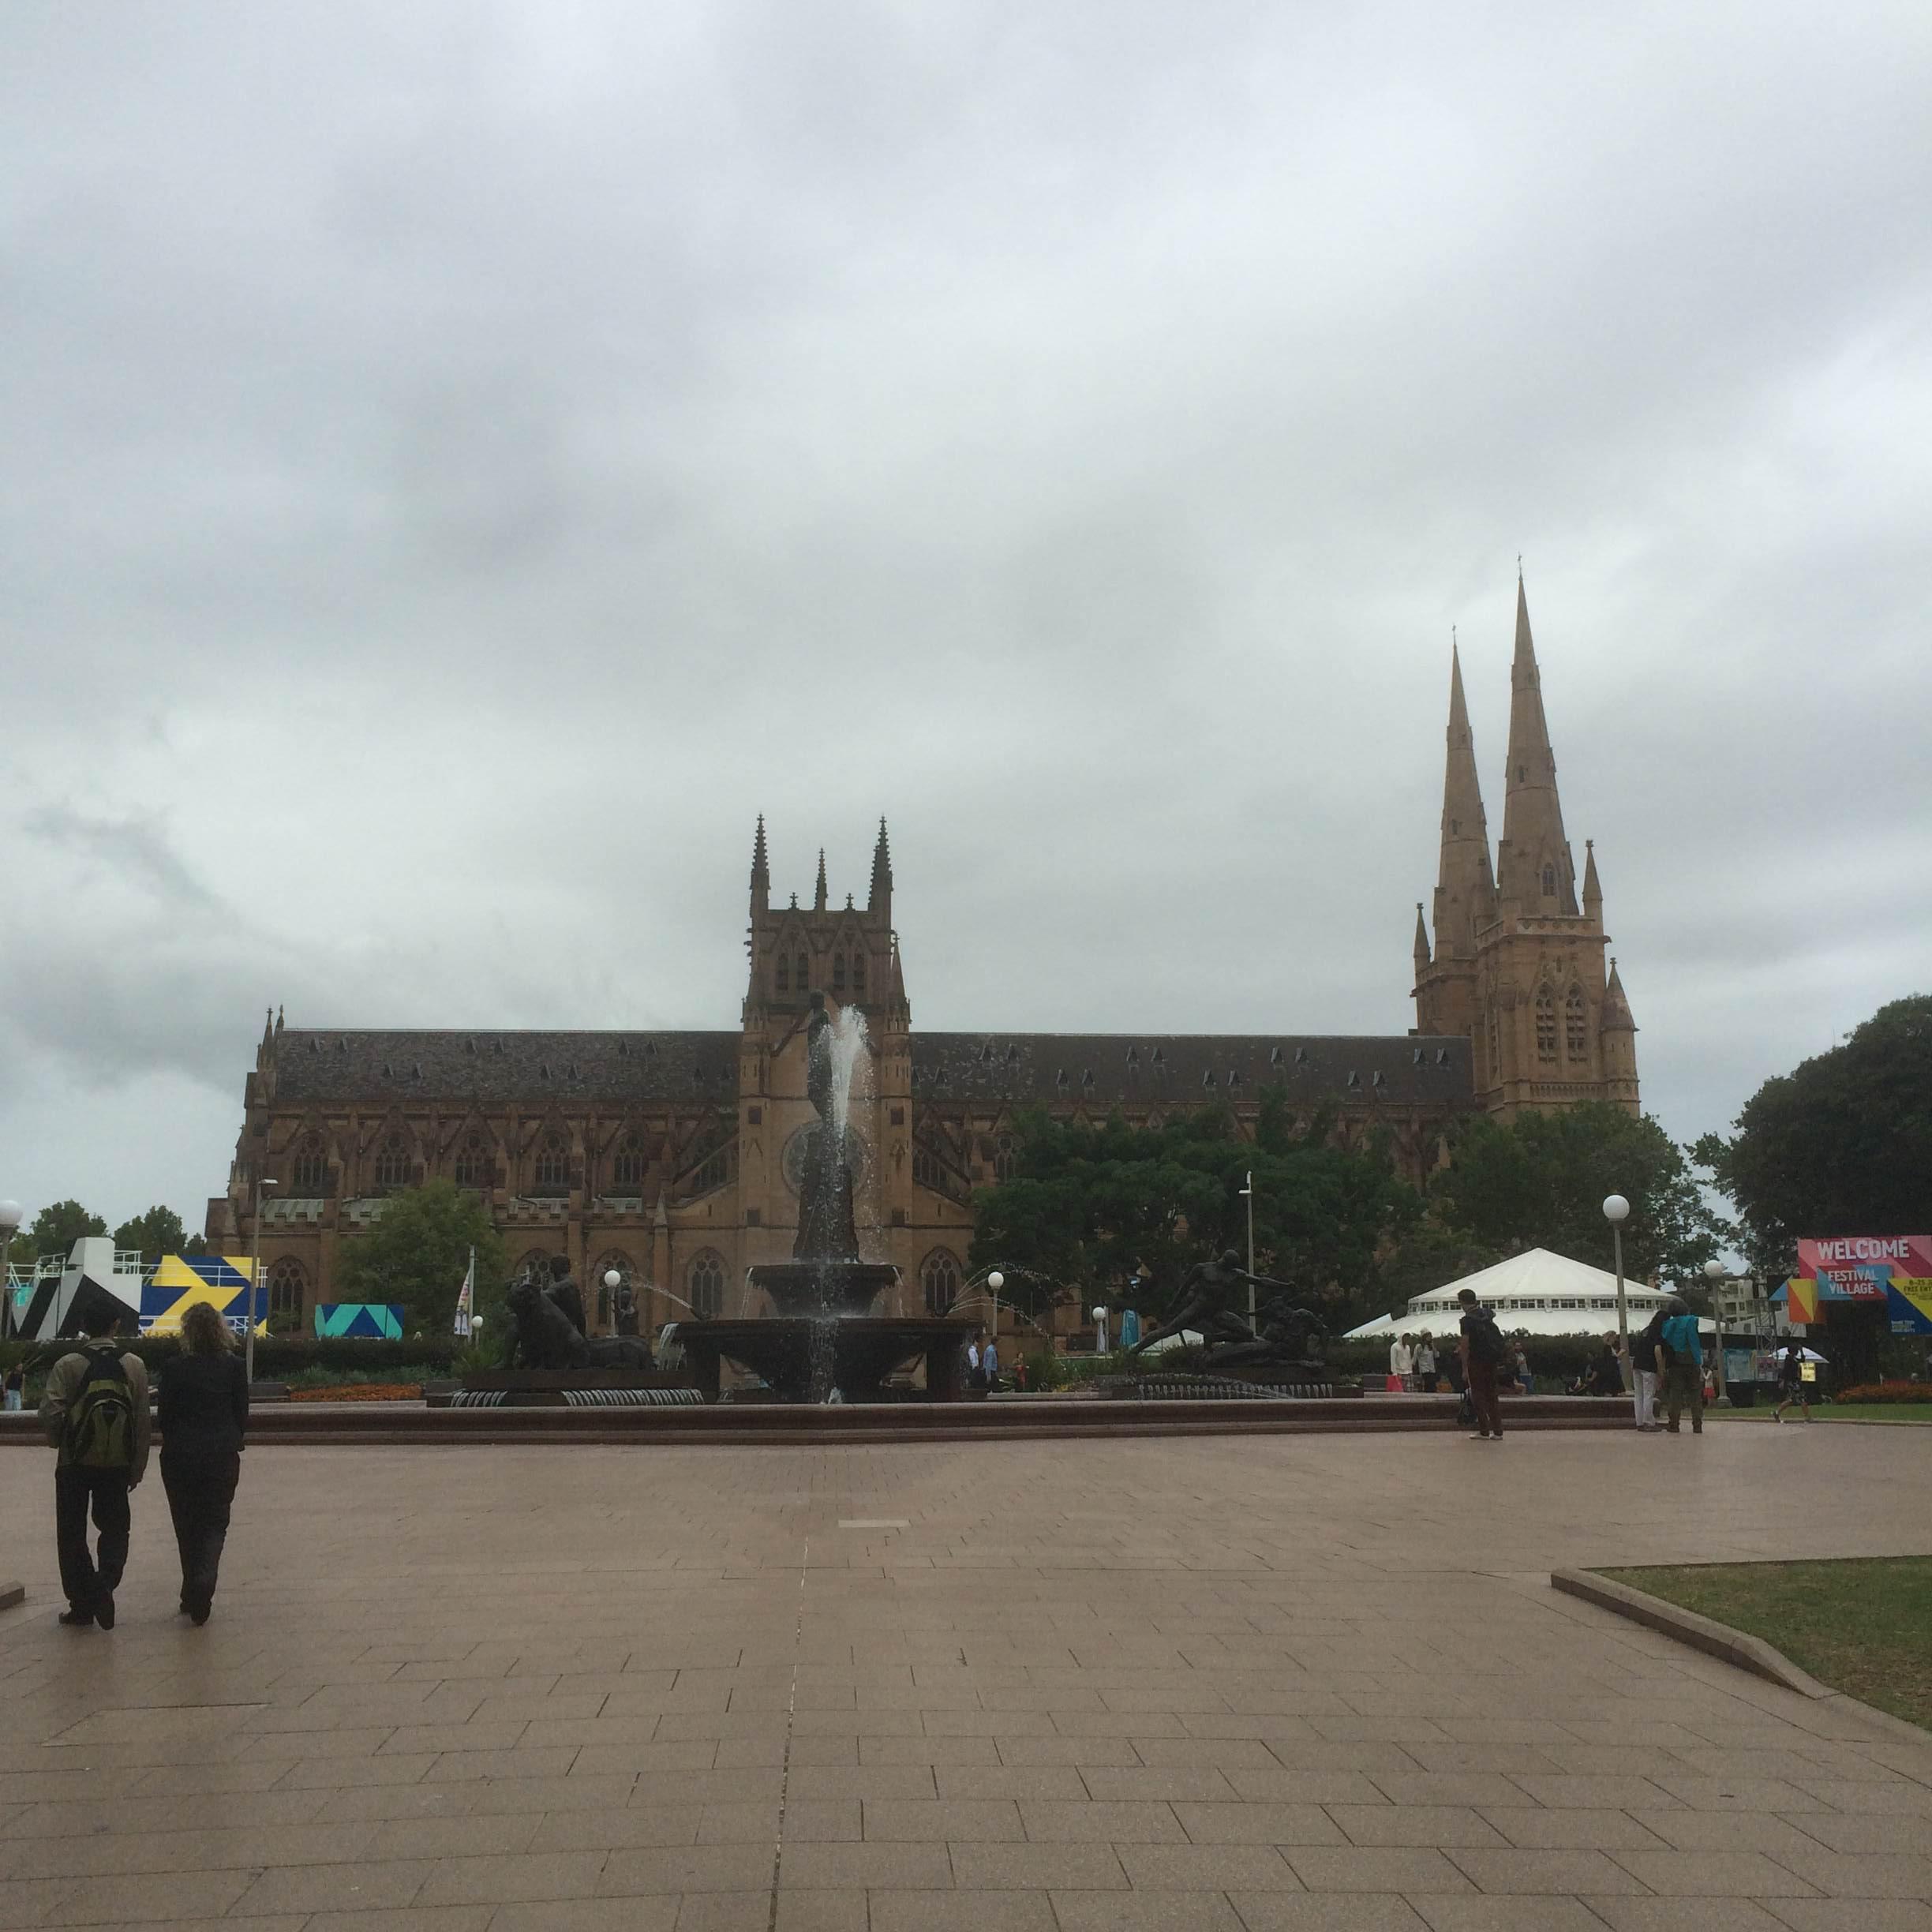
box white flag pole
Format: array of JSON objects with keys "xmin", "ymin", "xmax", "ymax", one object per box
[{"xmin": 455, "ymin": 1246, "xmax": 475, "ymax": 1339}]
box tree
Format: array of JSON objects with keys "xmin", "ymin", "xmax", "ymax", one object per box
[
  {"xmin": 333, "ymin": 1180, "xmax": 507, "ymax": 1334},
  {"xmin": 113, "ymin": 1206, "xmax": 186, "ymax": 1262},
  {"xmin": 1694, "ymin": 994, "xmax": 1932, "ymax": 1280},
  {"xmin": 968, "ymin": 1095, "xmax": 1421, "ymax": 1330},
  {"xmin": 1428, "ymin": 1101, "xmax": 1729, "ymax": 1283},
  {"xmin": 25, "ymin": 1200, "xmax": 107, "ymax": 1260},
  {"xmin": 1368, "ymin": 1223, "xmax": 1506, "ymax": 1321}
]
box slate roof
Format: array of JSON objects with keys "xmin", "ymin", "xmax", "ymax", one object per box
[
  {"xmin": 909, "ymin": 1033, "xmax": 1473, "ymax": 1108},
  {"xmin": 268, "ymin": 1027, "xmax": 1472, "ymax": 1111},
  {"xmin": 272, "ymin": 1030, "xmax": 743, "ymax": 1105}
]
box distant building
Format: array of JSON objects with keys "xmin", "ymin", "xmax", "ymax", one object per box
[{"xmin": 208, "ymin": 579, "xmax": 1637, "ymax": 1331}]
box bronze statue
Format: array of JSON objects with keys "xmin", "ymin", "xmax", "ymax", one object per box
[
  {"xmin": 545, "ymin": 1255, "xmax": 587, "ymax": 1339},
  {"xmin": 1129, "ymin": 1249, "xmax": 1327, "ymax": 1372},
  {"xmin": 506, "ymin": 1276, "xmax": 651, "ymax": 1370}
]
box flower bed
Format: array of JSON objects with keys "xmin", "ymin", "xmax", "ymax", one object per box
[
  {"xmin": 1835, "ymin": 1382, "xmax": 1928, "ymax": 1404},
  {"xmin": 285, "ymin": 1382, "xmax": 424, "ymax": 1404}
]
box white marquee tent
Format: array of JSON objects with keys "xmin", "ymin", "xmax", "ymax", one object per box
[{"xmin": 1343, "ymin": 1248, "xmax": 1715, "ymax": 1340}]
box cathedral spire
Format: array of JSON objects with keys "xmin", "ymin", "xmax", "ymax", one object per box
[
  {"xmin": 1413, "ymin": 902, "xmax": 1431, "ymax": 972},
  {"xmin": 1582, "ymin": 837, "xmax": 1602, "ymax": 922},
  {"xmin": 868, "ymin": 817, "xmax": 893, "ymax": 915},
  {"xmin": 750, "ymin": 815, "xmax": 770, "ymax": 916},
  {"xmin": 813, "ymin": 848, "xmax": 828, "ymax": 912},
  {"xmin": 1496, "ymin": 575, "xmax": 1577, "ymax": 915},
  {"xmin": 1431, "ymin": 641, "xmax": 1496, "ymax": 960}
]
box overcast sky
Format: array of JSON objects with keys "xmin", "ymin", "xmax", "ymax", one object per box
[{"xmin": 2, "ymin": 1, "xmax": 1928, "ymax": 1245}]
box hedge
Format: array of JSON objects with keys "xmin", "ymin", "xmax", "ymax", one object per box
[{"xmin": 1836, "ymin": 1383, "xmax": 1932, "ymax": 1405}]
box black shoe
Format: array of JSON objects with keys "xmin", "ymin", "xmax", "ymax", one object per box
[
  {"xmin": 190, "ymin": 1604, "xmax": 211, "ymax": 1627},
  {"xmin": 95, "ymin": 1594, "xmax": 116, "ymax": 1630},
  {"xmin": 58, "ymin": 1608, "xmax": 95, "ymax": 1627}
]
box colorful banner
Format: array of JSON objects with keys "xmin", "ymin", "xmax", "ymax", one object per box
[
  {"xmin": 1884, "ymin": 1278, "xmax": 1932, "ymax": 1338},
  {"xmin": 139, "ymin": 1254, "xmax": 260, "ymax": 1335},
  {"xmin": 314, "ymin": 1303, "xmax": 405, "ymax": 1340},
  {"xmin": 1797, "ymin": 1236, "xmax": 1932, "ymax": 1294}
]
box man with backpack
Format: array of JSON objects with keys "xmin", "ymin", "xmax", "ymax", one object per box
[
  {"xmin": 39, "ymin": 1312, "xmax": 150, "ymax": 1629},
  {"xmin": 1456, "ymin": 1288, "xmax": 1507, "ymax": 1440},
  {"xmin": 1655, "ymin": 1297, "xmax": 1704, "ymax": 1436}
]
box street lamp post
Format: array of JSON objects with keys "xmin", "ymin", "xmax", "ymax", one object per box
[
  {"xmin": 0, "ymin": 1200, "xmax": 21, "ymax": 1341},
  {"xmin": 1603, "ymin": 1194, "xmax": 1631, "ymax": 1380},
  {"xmin": 987, "ymin": 1272, "xmax": 1003, "ymax": 1362},
  {"xmin": 1705, "ymin": 1257, "xmax": 1728, "ymax": 1405},
  {"xmin": 1240, "ymin": 1171, "xmax": 1256, "ymax": 1326},
  {"xmin": 245, "ymin": 1175, "xmax": 279, "ymax": 1387}
]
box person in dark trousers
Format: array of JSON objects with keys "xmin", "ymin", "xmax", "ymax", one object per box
[
  {"xmin": 1657, "ymin": 1297, "xmax": 1704, "ymax": 1435},
  {"xmin": 39, "ymin": 1311, "xmax": 150, "ymax": 1629},
  {"xmin": 1456, "ymin": 1289, "xmax": 1506, "ymax": 1440},
  {"xmin": 1773, "ymin": 1340, "xmax": 1814, "ymax": 1423},
  {"xmin": 157, "ymin": 1301, "xmax": 250, "ymax": 1623}
]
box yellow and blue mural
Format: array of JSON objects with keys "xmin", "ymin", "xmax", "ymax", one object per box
[{"xmin": 139, "ymin": 1253, "xmax": 263, "ymax": 1336}]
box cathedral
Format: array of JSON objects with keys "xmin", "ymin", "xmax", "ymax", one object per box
[{"xmin": 208, "ymin": 579, "xmax": 1637, "ymax": 1335}]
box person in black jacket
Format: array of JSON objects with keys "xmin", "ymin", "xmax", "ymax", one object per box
[{"xmin": 157, "ymin": 1301, "xmax": 249, "ymax": 1624}]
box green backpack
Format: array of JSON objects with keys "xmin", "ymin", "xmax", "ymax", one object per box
[{"xmin": 60, "ymin": 1346, "xmax": 136, "ymax": 1471}]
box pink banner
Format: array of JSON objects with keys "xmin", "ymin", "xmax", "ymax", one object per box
[{"xmin": 1797, "ymin": 1235, "xmax": 1932, "ymax": 1295}]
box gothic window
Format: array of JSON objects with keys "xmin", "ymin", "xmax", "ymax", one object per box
[
  {"xmin": 994, "ymin": 1133, "xmax": 1017, "ymax": 1182},
  {"xmin": 1541, "ymin": 863, "xmax": 1556, "ymax": 898},
  {"xmin": 534, "ymin": 1132, "xmax": 569, "ymax": 1195},
  {"xmin": 1565, "ymin": 986, "xmax": 1588, "ymax": 1060},
  {"xmin": 795, "ymin": 952, "xmax": 807, "ymax": 989},
  {"xmin": 921, "ymin": 1249, "xmax": 962, "ymax": 1316},
  {"xmin": 688, "ymin": 1249, "xmax": 725, "ymax": 1320},
  {"xmin": 611, "ymin": 1133, "xmax": 646, "ymax": 1190},
  {"xmin": 514, "ymin": 1248, "xmax": 552, "ymax": 1286},
  {"xmin": 852, "ymin": 949, "xmax": 867, "ymax": 994},
  {"xmin": 290, "ymin": 1134, "xmax": 329, "ymax": 1195},
  {"xmin": 1487, "ymin": 1008, "xmax": 1501, "ymax": 1081},
  {"xmin": 833, "ymin": 952, "xmax": 847, "ymax": 993},
  {"xmin": 593, "ymin": 1252, "xmax": 635, "ymax": 1330},
  {"xmin": 775, "ymin": 953, "xmax": 790, "ymax": 994},
  {"xmin": 267, "ymin": 1256, "xmax": 307, "ymax": 1320},
  {"xmin": 1534, "ymin": 985, "xmax": 1557, "ymax": 1064},
  {"xmin": 912, "ymin": 1146, "xmax": 942, "ymax": 1193},
  {"xmin": 373, "ymin": 1134, "xmax": 410, "ymax": 1193},
  {"xmin": 452, "ymin": 1133, "xmax": 489, "ymax": 1189}
]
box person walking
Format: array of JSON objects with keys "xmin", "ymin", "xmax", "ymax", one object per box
[
  {"xmin": 1510, "ymin": 1340, "xmax": 1533, "ymax": 1394},
  {"xmin": 1456, "ymin": 1289, "xmax": 1507, "ymax": 1440},
  {"xmin": 1412, "ymin": 1333, "xmax": 1437, "ymax": 1393},
  {"xmin": 156, "ymin": 1301, "xmax": 250, "ymax": 1624},
  {"xmin": 1657, "ymin": 1297, "xmax": 1705, "ymax": 1435},
  {"xmin": 1773, "ymin": 1341, "xmax": 1814, "ymax": 1423},
  {"xmin": 1388, "ymin": 1332, "xmax": 1413, "ymax": 1393},
  {"xmin": 2, "ymin": 1361, "xmax": 23, "ymax": 1412},
  {"xmin": 981, "ymin": 1331, "xmax": 1000, "ymax": 1391},
  {"xmin": 39, "ymin": 1312, "xmax": 149, "ymax": 1629},
  {"xmin": 1630, "ymin": 1305, "xmax": 1667, "ymax": 1432}
]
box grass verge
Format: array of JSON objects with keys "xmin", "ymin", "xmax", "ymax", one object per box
[{"xmin": 1602, "ymin": 1557, "xmax": 1932, "ymax": 1732}]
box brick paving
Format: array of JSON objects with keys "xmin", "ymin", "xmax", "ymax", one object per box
[{"xmin": 2, "ymin": 1424, "xmax": 1931, "ymax": 1930}]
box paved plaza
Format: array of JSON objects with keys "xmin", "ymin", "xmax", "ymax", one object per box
[{"xmin": 3, "ymin": 1424, "xmax": 1932, "ymax": 1931}]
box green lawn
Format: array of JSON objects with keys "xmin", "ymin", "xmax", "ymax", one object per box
[
  {"xmin": 1709, "ymin": 1403, "xmax": 1932, "ymax": 1424},
  {"xmin": 1603, "ymin": 1558, "xmax": 1932, "ymax": 1732}
]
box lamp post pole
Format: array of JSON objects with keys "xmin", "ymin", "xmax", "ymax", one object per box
[
  {"xmin": 1603, "ymin": 1194, "xmax": 1631, "ymax": 1385},
  {"xmin": 245, "ymin": 1175, "xmax": 278, "ymax": 1386},
  {"xmin": 0, "ymin": 1200, "xmax": 21, "ymax": 1341},
  {"xmin": 1241, "ymin": 1172, "xmax": 1256, "ymax": 1326},
  {"xmin": 1705, "ymin": 1258, "xmax": 1728, "ymax": 1406}
]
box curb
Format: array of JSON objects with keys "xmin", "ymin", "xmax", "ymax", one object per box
[{"xmin": 1551, "ymin": 1567, "xmax": 1930, "ymax": 1747}]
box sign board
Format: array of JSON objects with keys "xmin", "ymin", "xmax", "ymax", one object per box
[
  {"xmin": 314, "ymin": 1303, "xmax": 405, "ymax": 1340},
  {"xmin": 139, "ymin": 1254, "xmax": 261, "ymax": 1335},
  {"xmin": 1793, "ymin": 1237, "xmax": 1932, "ymax": 1336}
]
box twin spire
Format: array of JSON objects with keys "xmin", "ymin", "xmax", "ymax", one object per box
[{"xmin": 1428, "ymin": 576, "xmax": 1588, "ymax": 951}]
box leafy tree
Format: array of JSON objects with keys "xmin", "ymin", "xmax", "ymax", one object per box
[
  {"xmin": 333, "ymin": 1180, "xmax": 507, "ymax": 1334},
  {"xmin": 1367, "ymin": 1223, "xmax": 1506, "ymax": 1321},
  {"xmin": 969, "ymin": 1094, "xmax": 1421, "ymax": 1330},
  {"xmin": 1694, "ymin": 994, "xmax": 1932, "ymax": 1280},
  {"xmin": 113, "ymin": 1205, "xmax": 186, "ymax": 1261},
  {"xmin": 1428, "ymin": 1101, "xmax": 1728, "ymax": 1283},
  {"xmin": 25, "ymin": 1200, "xmax": 107, "ymax": 1260}
]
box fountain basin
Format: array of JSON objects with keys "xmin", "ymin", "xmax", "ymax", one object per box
[
  {"xmin": 748, "ymin": 1260, "xmax": 901, "ymax": 1320},
  {"xmin": 673, "ymin": 1316, "xmax": 969, "ymax": 1403}
]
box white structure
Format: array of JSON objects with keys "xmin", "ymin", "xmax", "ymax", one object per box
[
  {"xmin": 1344, "ymin": 1248, "xmax": 1713, "ymax": 1340},
  {"xmin": 3, "ymin": 1237, "xmax": 145, "ymax": 1342}
]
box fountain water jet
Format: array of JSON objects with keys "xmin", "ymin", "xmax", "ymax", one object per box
[{"xmin": 673, "ymin": 990, "xmax": 968, "ymax": 1402}]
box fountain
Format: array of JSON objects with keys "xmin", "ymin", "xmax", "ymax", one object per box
[{"xmin": 673, "ymin": 993, "xmax": 969, "ymax": 1402}]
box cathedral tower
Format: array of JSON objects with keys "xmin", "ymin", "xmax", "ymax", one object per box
[{"xmin": 1413, "ymin": 579, "xmax": 1638, "ymax": 1119}]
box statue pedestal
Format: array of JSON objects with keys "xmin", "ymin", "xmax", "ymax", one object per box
[{"xmin": 444, "ymin": 1369, "xmax": 696, "ymax": 1409}]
